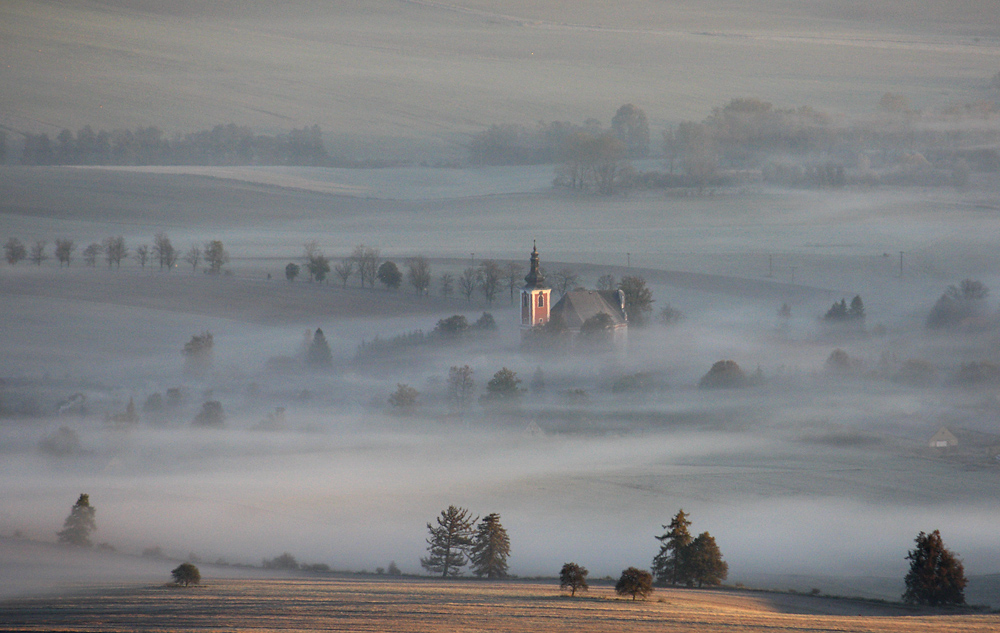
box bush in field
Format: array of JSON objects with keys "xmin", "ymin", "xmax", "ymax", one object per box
[
  {"xmin": 559, "ymin": 563, "xmax": 589, "ymax": 596},
  {"xmin": 171, "ymin": 562, "xmax": 201, "ymax": 587},
  {"xmin": 285, "ymin": 262, "xmax": 300, "ymax": 281},
  {"xmin": 57, "ymin": 494, "xmax": 96, "ymax": 547},
  {"xmin": 698, "ymin": 360, "xmax": 746, "ymax": 389},
  {"xmin": 903, "ymin": 530, "xmax": 966, "ymax": 606},
  {"xmin": 927, "ymin": 279, "xmax": 990, "ymax": 329},
  {"xmin": 615, "ymin": 567, "xmax": 653, "ymax": 601}
]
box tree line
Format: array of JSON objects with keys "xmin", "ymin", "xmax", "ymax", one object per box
[
  {"xmin": 18, "ymin": 123, "xmax": 328, "ymax": 166},
  {"xmin": 49, "ymin": 492, "xmax": 971, "ymax": 606},
  {"xmin": 4, "ymin": 233, "xmax": 229, "ymax": 273}
]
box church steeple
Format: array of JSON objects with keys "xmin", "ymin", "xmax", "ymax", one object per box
[{"xmin": 523, "ymin": 240, "xmax": 546, "ymax": 289}]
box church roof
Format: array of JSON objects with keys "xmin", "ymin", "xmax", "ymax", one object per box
[{"xmin": 551, "ymin": 290, "xmax": 628, "ymax": 329}]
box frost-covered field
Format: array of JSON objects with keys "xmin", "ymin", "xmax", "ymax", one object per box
[{"xmin": 1, "ymin": 575, "xmax": 998, "ymax": 633}]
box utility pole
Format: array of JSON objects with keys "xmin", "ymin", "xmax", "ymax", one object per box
[
  {"xmin": 767, "ymin": 254, "xmax": 773, "ymax": 278},
  {"xmin": 790, "ymin": 266, "xmax": 797, "ymax": 284},
  {"xmin": 898, "ymin": 251, "xmax": 904, "ymax": 278},
  {"xmin": 627, "ymin": 252, "xmax": 630, "ymax": 268}
]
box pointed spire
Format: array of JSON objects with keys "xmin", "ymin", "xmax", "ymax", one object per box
[{"xmin": 523, "ymin": 241, "xmax": 546, "ymax": 288}]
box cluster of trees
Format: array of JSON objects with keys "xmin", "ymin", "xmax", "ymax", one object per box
[
  {"xmin": 3, "ymin": 232, "xmax": 228, "ymax": 273},
  {"xmin": 387, "ymin": 364, "xmax": 520, "ymax": 414},
  {"xmin": 927, "ymin": 279, "xmax": 990, "ymax": 329},
  {"xmin": 20, "ymin": 123, "xmax": 328, "ymax": 166},
  {"xmin": 652, "ymin": 511, "xmax": 728, "ymax": 588},
  {"xmin": 823, "ymin": 295, "xmax": 866, "ymax": 327},
  {"xmin": 421, "ymin": 506, "xmax": 511, "ymax": 579}
]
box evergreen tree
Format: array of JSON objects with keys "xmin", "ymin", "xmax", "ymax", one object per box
[
  {"xmin": 420, "ymin": 506, "xmax": 477, "ymax": 577},
  {"xmin": 307, "ymin": 328, "xmax": 333, "ymax": 367},
  {"xmin": 470, "ymin": 513, "xmax": 510, "ymax": 579},
  {"xmin": 848, "ymin": 295, "xmax": 866, "ymax": 321},
  {"xmin": 687, "ymin": 532, "xmax": 728, "ymax": 587},
  {"xmin": 559, "ymin": 562, "xmax": 589, "ymax": 596},
  {"xmin": 57, "ymin": 494, "xmax": 96, "ymax": 547},
  {"xmin": 652, "ymin": 509, "xmax": 692, "ymax": 586},
  {"xmin": 903, "ymin": 530, "xmax": 967, "ymax": 606}
]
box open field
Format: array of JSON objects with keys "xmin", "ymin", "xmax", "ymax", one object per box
[
  {"xmin": 2, "ymin": 1, "xmax": 998, "ymax": 159},
  {"xmin": 0, "ymin": 576, "xmax": 997, "ymax": 633}
]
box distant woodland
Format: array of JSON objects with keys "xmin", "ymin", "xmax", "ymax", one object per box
[
  {"xmin": 469, "ymin": 93, "xmax": 1000, "ymax": 194},
  {"xmin": 15, "ymin": 124, "xmax": 329, "ymax": 167}
]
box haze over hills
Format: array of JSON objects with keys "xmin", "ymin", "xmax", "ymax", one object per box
[{"xmin": 2, "ymin": 0, "xmax": 998, "ymax": 160}]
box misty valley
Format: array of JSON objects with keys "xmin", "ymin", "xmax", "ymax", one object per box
[{"xmin": 1, "ymin": 1, "xmax": 999, "ymax": 630}]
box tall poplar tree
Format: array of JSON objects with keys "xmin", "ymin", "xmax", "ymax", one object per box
[{"xmin": 652, "ymin": 509, "xmax": 692, "ymax": 586}]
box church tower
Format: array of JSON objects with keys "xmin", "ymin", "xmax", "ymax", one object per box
[{"xmin": 521, "ymin": 242, "xmax": 551, "ymax": 330}]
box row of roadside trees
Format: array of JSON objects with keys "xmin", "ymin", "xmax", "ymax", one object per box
[{"xmin": 4, "ymin": 233, "xmax": 229, "ymax": 273}]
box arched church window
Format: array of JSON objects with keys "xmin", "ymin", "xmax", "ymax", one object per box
[{"xmin": 538, "ymin": 294, "xmax": 545, "ymax": 307}]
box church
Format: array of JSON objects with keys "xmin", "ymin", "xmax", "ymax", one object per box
[{"xmin": 520, "ymin": 243, "xmax": 628, "ymax": 349}]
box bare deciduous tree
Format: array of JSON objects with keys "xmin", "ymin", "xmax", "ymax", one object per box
[
  {"xmin": 553, "ymin": 268, "xmax": 579, "ymax": 297},
  {"xmin": 4, "ymin": 237, "xmax": 26, "ymax": 265},
  {"xmin": 183, "ymin": 246, "xmax": 201, "ymax": 272},
  {"xmin": 152, "ymin": 232, "xmax": 177, "ymax": 270},
  {"xmin": 29, "ymin": 240, "xmax": 48, "ymax": 266},
  {"xmin": 503, "ymin": 262, "xmax": 522, "ymax": 304},
  {"xmin": 203, "ymin": 240, "xmax": 229, "ymax": 274},
  {"xmin": 458, "ymin": 267, "xmax": 477, "ymax": 303},
  {"xmin": 334, "ymin": 259, "xmax": 354, "ymax": 288},
  {"xmin": 477, "ymin": 260, "xmax": 502, "ymax": 305},
  {"xmin": 82, "ymin": 243, "xmax": 102, "ymax": 267},
  {"xmin": 55, "ymin": 239, "xmax": 75, "ymax": 267},
  {"xmin": 102, "ymin": 236, "xmax": 127, "ymax": 268},
  {"xmin": 407, "ymin": 256, "xmax": 432, "ymax": 295},
  {"xmin": 439, "ymin": 273, "xmax": 454, "ymax": 297},
  {"xmin": 135, "ymin": 244, "xmax": 150, "ymax": 268}
]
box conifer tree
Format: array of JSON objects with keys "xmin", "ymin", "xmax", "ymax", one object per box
[
  {"xmin": 307, "ymin": 328, "xmax": 333, "ymax": 367},
  {"xmin": 903, "ymin": 530, "xmax": 967, "ymax": 606},
  {"xmin": 470, "ymin": 513, "xmax": 510, "ymax": 579},
  {"xmin": 57, "ymin": 494, "xmax": 96, "ymax": 547},
  {"xmin": 652, "ymin": 509, "xmax": 692, "ymax": 586},
  {"xmin": 420, "ymin": 506, "xmax": 477, "ymax": 578}
]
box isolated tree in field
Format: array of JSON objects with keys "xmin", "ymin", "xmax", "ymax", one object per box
[
  {"xmin": 307, "ymin": 328, "xmax": 333, "ymax": 367},
  {"xmin": 653, "ymin": 510, "xmax": 692, "ymax": 586},
  {"xmin": 203, "ymin": 240, "xmax": 229, "ymax": 274},
  {"xmin": 553, "ymin": 268, "xmax": 579, "ymax": 298},
  {"xmin": 903, "ymin": 530, "xmax": 967, "ymax": 606},
  {"xmin": 560, "ymin": 563, "xmax": 589, "ymax": 596},
  {"xmin": 481, "ymin": 367, "xmax": 522, "ymax": 404},
  {"xmin": 183, "ymin": 245, "xmax": 201, "ymax": 272},
  {"xmin": 503, "ymin": 262, "xmax": 522, "ymax": 304},
  {"xmin": 182, "ymin": 331, "xmax": 213, "ymax": 375},
  {"xmin": 285, "ymin": 262, "xmax": 300, "ymax": 282},
  {"xmin": 618, "ymin": 276, "xmax": 653, "ymax": 326},
  {"xmin": 459, "ymin": 267, "xmax": 478, "ymax": 303},
  {"xmin": 102, "ymin": 236, "xmax": 127, "ymax": 268},
  {"xmin": 439, "ymin": 272, "xmax": 454, "ymax": 297},
  {"xmin": 334, "ymin": 258, "xmax": 354, "ymax": 288},
  {"xmin": 82, "ymin": 243, "xmax": 102, "ymax": 267},
  {"xmin": 377, "ymin": 261, "xmax": 402, "ymax": 289},
  {"xmin": 57, "ymin": 493, "xmax": 96, "ymax": 547},
  {"xmin": 611, "ymin": 103, "xmax": 650, "ymax": 158},
  {"xmin": 470, "ymin": 513, "xmax": 510, "ymax": 579},
  {"xmin": 407, "ymin": 256, "xmax": 432, "ymax": 295},
  {"xmin": 597, "ymin": 273, "xmax": 616, "ymax": 291},
  {"xmin": 388, "ymin": 383, "xmax": 419, "ymax": 412},
  {"xmin": 421, "ymin": 505, "xmax": 477, "ymax": 577},
  {"xmin": 135, "ymin": 244, "xmax": 150, "ymax": 268},
  {"xmin": 477, "ymin": 260, "xmax": 502, "ymax": 304},
  {"xmin": 4, "ymin": 237, "xmax": 27, "ymax": 265},
  {"xmin": 447, "ymin": 365, "xmax": 475, "ymax": 410},
  {"xmin": 303, "ymin": 242, "xmax": 328, "ymax": 282},
  {"xmin": 153, "ymin": 232, "xmax": 177, "ymax": 270},
  {"xmin": 687, "ymin": 532, "xmax": 728, "ymax": 587},
  {"xmin": 615, "ymin": 567, "xmax": 653, "ymax": 601},
  {"xmin": 435, "ymin": 314, "xmax": 469, "ymax": 337},
  {"xmin": 29, "ymin": 240, "xmax": 48, "ymax": 266},
  {"xmin": 171, "ymin": 562, "xmax": 201, "ymax": 587}
]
